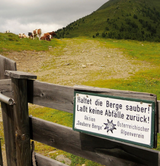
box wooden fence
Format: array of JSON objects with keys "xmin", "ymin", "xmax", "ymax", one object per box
[{"xmin": 0, "ymin": 54, "xmax": 160, "ymax": 166}]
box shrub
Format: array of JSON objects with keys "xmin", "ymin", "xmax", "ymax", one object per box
[
  {"xmin": 96, "ymin": 32, "xmax": 99, "ymax": 36},
  {"xmin": 105, "ymin": 27, "xmax": 109, "ymax": 31},
  {"xmin": 102, "ymin": 32, "xmax": 106, "ymax": 38},
  {"xmin": 133, "ymin": 14, "xmax": 138, "ymax": 19}
]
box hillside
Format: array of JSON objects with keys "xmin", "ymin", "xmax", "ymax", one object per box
[{"xmin": 56, "ymin": 0, "xmax": 160, "ymax": 42}]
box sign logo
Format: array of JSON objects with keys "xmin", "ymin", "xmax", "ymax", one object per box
[
  {"xmin": 104, "ymin": 119, "xmax": 116, "ymax": 133},
  {"xmin": 73, "ymin": 91, "xmax": 155, "ymax": 148}
]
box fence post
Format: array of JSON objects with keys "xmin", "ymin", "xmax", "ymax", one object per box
[
  {"xmin": 4, "ymin": 70, "xmax": 37, "ymax": 166},
  {"xmin": 0, "ymin": 138, "xmax": 3, "ymax": 166},
  {"xmin": 0, "ymin": 55, "xmax": 16, "ymax": 79},
  {"xmin": 1, "ymin": 103, "xmax": 16, "ymax": 166}
]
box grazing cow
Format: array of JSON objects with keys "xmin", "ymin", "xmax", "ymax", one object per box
[
  {"xmin": 22, "ymin": 33, "xmax": 28, "ymax": 38},
  {"xmin": 18, "ymin": 33, "xmax": 25, "ymax": 38},
  {"xmin": 18, "ymin": 33, "xmax": 22, "ymax": 38},
  {"xmin": 33, "ymin": 29, "xmax": 42, "ymax": 39},
  {"xmin": 40, "ymin": 31, "xmax": 56, "ymax": 41},
  {"xmin": 18, "ymin": 33, "xmax": 28, "ymax": 38},
  {"xmin": 28, "ymin": 32, "xmax": 33, "ymax": 39},
  {"xmin": 48, "ymin": 31, "xmax": 56, "ymax": 38},
  {"xmin": 5, "ymin": 30, "xmax": 10, "ymax": 33},
  {"xmin": 40, "ymin": 33, "xmax": 51, "ymax": 41}
]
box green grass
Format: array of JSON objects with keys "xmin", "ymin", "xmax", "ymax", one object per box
[
  {"xmin": 99, "ymin": 38, "xmax": 160, "ymax": 64},
  {"xmin": 0, "ymin": 122, "xmax": 4, "ymax": 145},
  {"xmin": 29, "ymin": 105, "xmax": 73, "ymax": 127},
  {"xmin": 83, "ymin": 38, "xmax": 160, "ymax": 99},
  {"xmin": 83, "ymin": 69, "xmax": 160, "ymax": 97}
]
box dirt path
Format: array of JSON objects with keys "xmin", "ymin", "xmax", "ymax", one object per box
[
  {"xmin": 5, "ymin": 38, "xmax": 153, "ymax": 86},
  {"xmin": 0, "ymin": 38, "xmax": 154, "ymax": 166}
]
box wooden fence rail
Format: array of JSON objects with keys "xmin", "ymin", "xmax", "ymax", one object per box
[
  {"xmin": 1, "ymin": 79, "xmax": 160, "ymax": 131},
  {"xmin": 0, "ymin": 55, "xmax": 160, "ymax": 166}
]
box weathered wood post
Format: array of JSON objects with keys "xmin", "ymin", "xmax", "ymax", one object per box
[
  {"xmin": 1, "ymin": 104, "xmax": 16, "ymax": 166},
  {"xmin": 0, "ymin": 138, "xmax": 3, "ymax": 166},
  {"xmin": 4, "ymin": 70, "xmax": 37, "ymax": 166},
  {"xmin": 1, "ymin": 94, "xmax": 16, "ymax": 166},
  {"xmin": 0, "ymin": 55, "xmax": 17, "ymax": 166},
  {"xmin": 0, "ymin": 55, "xmax": 16, "ymax": 79}
]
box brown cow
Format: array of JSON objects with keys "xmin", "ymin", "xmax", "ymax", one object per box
[
  {"xmin": 48, "ymin": 31, "xmax": 56, "ymax": 38},
  {"xmin": 40, "ymin": 31, "xmax": 56, "ymax": 41},
  {"xmin": 18, "ymin": 33, "xmax": 28, "ymax": 38},
  {"xmin": 22, "ymin": 33, "xmax": 28, "ymax": 38},
  {"xmin": 40, "ymin": 33, "xmax": 51, "ymax": 41},
  {"xmin": 18, "ymin": 33, "xmax": 22, "ymax": 38},
  {"xmin": 33, "ymin": 29, "xmax": 42, "ymax": 39}
]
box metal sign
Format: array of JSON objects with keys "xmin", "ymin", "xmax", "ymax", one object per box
[{"xmin": 73, "ymin": 91, "xmax": 155, "ymax": 148}]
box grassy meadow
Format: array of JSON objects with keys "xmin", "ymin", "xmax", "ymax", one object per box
[
  {"xmin": 84, "ymin": 38, "xmax": 160, "ymax": 98},
  {"xmin": 1, "ymin": 33, "xmax": 160, "ymax": 165}
]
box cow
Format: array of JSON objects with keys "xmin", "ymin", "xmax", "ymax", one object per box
[
  {"xmin": 40, "ymin": 33, "xmax": 52, "ymax": 41},
  {"xmin": 18, "ymin": 33, "xmax": 28, "ymax": 38},
  {"xmin": 18, "ymin": 33, "xmax": 22, "ymax": 38},
  {"xmin": 33, "ymin": 29, "xmax": 42, "ymax": 39},
  {"xmin": 22, "ymin": 33, "xmax": 28, "ymax": 38},
  {"xmin": 40, "ymin": 31, "xmax": 56, "ymax": 41},
  {"xmin": 5, "ymin": 30, "xmax": 10, "ymax": 33},
  {"xmin": 28, "ymin": 32, "xmax": 33, "ymax": 39},
  {"xmin": 48, "ymin": 31, "xmax": 56, "ymax": 38}
]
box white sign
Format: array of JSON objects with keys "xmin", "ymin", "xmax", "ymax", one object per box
[{"xmin": 73, "ymin": 91, "xmax": 155, "ymax": 148}]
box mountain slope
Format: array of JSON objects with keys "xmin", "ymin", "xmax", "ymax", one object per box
[{"xmin": 56, "ymin": 0, "xmax": 160, "ymax": 41}]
